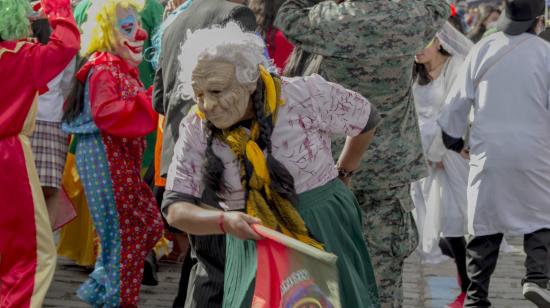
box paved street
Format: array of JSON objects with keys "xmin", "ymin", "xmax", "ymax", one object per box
[
  {"xmin": 403, "ymin": 236, "xmax": 536, "ymax": 308},
  {"xmin": 45, "ymin": 236, "xmax": 537, "ymax": 308},
  {"xmin": 44, "ymin": 259, "xmax": 181, "ymax": 307}
]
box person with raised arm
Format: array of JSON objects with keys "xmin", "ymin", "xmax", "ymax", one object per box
[{"xmin": 0, "ymin": 0, "xmax": 80, "ymax": 306}]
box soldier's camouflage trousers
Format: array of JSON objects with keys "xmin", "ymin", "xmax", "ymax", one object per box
[{"xmin": 355, "ymin": 185, "xmax": 419, "ymax": 308}]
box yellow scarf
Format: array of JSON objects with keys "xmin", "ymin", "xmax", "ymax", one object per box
[{"xmin": 197, "ymin": 66, "xmax": 323, "ymax": 250}]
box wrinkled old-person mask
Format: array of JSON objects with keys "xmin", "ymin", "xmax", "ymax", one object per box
[{"xmin": 192, "ymin": 60, "xmax": 256, "ymax": 129}]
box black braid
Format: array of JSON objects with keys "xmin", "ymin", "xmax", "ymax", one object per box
[
  {"xmin": 202, "ymin": 121, "xmax": 226, "ymax": 200},
  {"xmin": 252, "ymin": 77, "xmax": 271, "ymax": 147},
  {"xmin": 252, "ymin": 75, "xmax": 298, "ymax": 205}
]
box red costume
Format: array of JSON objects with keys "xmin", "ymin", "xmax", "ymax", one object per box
[
  {"xmin": 63, "ymin": 51, "xmax": 162, "ymax": 307},
  {"xmin": 0, "ymin": 0, "xmax": 80, "ymax": 307}
]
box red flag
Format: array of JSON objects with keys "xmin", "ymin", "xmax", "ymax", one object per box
[{"xmin": 252, "ymin": 225, "xmax": 341, "ymax": 308}]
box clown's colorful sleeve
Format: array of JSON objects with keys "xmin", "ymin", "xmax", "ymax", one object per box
[{"xmin": 89, "ymin": 64, "xmax": 158, "ymax": 138}]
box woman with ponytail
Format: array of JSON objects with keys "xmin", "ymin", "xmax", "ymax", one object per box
[{"xmin": 163, "ymin": 22, "xmax": 381, "ymax": 308}]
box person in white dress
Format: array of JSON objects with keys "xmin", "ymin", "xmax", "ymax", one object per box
[
  {"xmin": 411, "ymin": 21, "xmax": 473, "ymax": 308},
  {"xmin": 438, "ymin": 0, "xmax": 550, "ymax": 306}
]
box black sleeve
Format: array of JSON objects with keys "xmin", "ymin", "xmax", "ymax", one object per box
[
  {"xmin": 361, "ymin": 105, "xmax": 382, "ymax": 133},
  {"xmin": 161, "ymin": 190, "xmax": 201, "ymax": 218},
  {"xmin": 152, "ymin": 67, "xmax": 165, "ymax": 115},
  {"xmin": 442, "ymin": 130, "xmax": 465, "ymax": 153},
  {"xmin": 227, "ymin": 6, "xmax": 257, "ymax": 32}
]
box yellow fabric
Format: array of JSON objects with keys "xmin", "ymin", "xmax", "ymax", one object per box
[
  {"xmin": 153, "ymin": 236, "xmax": 170, "ymax": 258},
  {"xmin": 196, "ymin": 109, "xmax": 205, "ymax": 120},
  {"xmin": 20, "ymin": 95, "xmax": 56, "ymax": 308},
  {"xmin": 259, "ymin": 66, "xmax": 277, "ymax": 113},
  {"xmin": 245, "ymin": 141, "xmax": 270, "ymax": 195},
  {"xmin": 197, "ymin": 66, "xmax": 322, "ymax": 250},
  {"xmin": 57, "ymin": 153, "xmax": 98, "ymax": 267}
]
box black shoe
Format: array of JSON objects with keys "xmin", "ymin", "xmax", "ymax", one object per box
[{"xmin": 142, "ymin": 251, "xmax": 159, "ymax": 286}]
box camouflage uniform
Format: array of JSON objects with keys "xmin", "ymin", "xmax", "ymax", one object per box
[{"xmin": 275, "ymin": 1, "xmax": 449, "ymax": 306}]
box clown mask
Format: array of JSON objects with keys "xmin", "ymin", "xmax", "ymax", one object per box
[
  {"xmin": 113, "ymin": 7, "xmax": 147, "ymax": 67},
  {"xmin": 192, "ymin": 60, "xmax": 256, "ymax": 129}
]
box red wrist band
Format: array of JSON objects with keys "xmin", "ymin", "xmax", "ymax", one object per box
[{"xmin": 218, "ymin": 212, "xmax": 226, "ymax": 233}]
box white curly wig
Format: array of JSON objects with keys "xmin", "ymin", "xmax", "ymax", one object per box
[{"xmin": 176, "ymin": 22, "xmax": 274, "ymax": 101}]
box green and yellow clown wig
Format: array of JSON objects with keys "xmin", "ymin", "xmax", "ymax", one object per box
[
  {"xmin": 80, "ymin": 0, "xmax": 144, "ymax": 57},
  {"xmin": 0, "ymin": 0, "xmax": 32, "ymax": 41}
]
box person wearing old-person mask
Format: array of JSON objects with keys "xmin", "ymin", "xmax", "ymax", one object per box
[
  {"xmin": 163, "ymin": 22, "xmax": 382, "ymax": 308},
  {"xmin": 61, "ymin": 0, "xmax": 163, "ymax": 306}
]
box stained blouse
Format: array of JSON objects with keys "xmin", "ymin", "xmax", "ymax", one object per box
[{"xmin": 166, "ymin": 74, "xmax": 374, "ymax": 210}]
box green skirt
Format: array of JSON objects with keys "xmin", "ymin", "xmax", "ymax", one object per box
[{"xmin": 223, "ymin": 179, "xmax": 380, "ymax": 308}]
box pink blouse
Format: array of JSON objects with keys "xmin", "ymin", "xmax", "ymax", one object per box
[{"xmin": 166, "ymin": 74, "xmax": 372, "ymax": 210}]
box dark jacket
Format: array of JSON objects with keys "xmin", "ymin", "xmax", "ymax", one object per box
[{"xmin": 153, "ymin": 0, "xmax": 256, "ymax": 177}]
